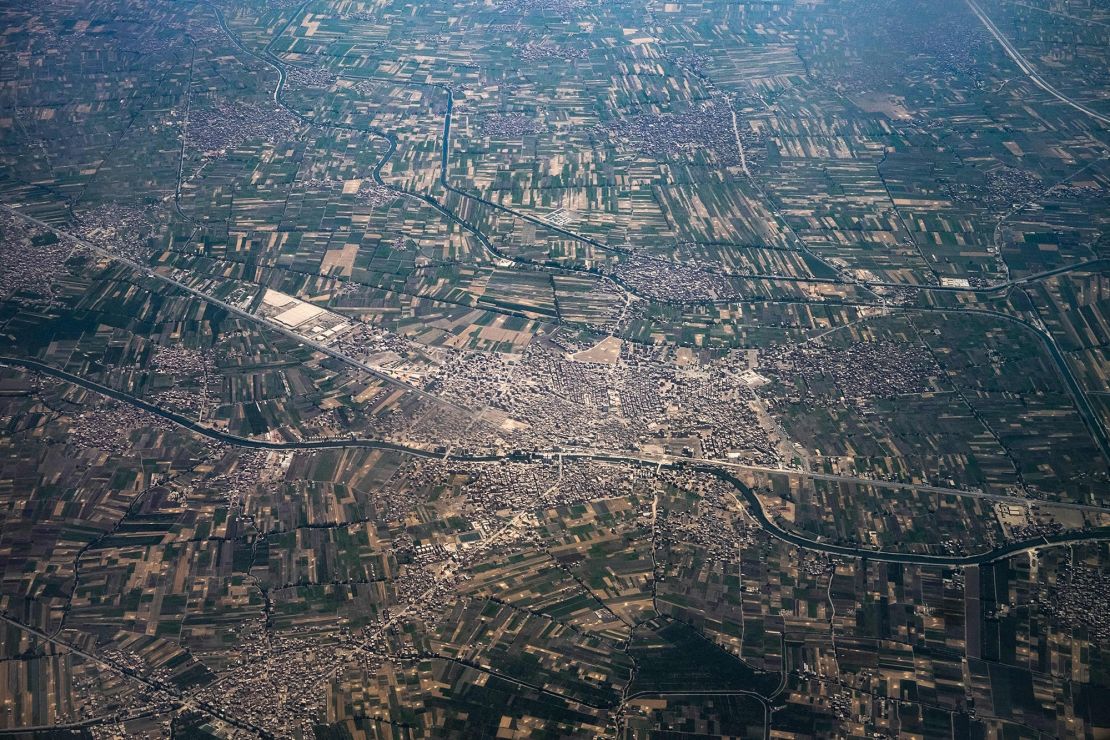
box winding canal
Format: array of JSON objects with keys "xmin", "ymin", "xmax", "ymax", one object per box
[{"xmin": 5, "ymin": 355, "xmax": 1108, "ymax": 568}]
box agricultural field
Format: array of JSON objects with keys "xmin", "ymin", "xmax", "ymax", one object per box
[{"xmin": 1, "ymin": 0, "xmax": 1109, "ymax": 737}]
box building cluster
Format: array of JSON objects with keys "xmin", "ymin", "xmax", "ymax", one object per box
[
  {"xmin": 462, "ymin": 458, "xmax": 654, "ymax": 516},
  {"xmin": 76, "ymin": 203, "xmax": 157, "ymax": 261},
  {"xmin": 670, "ymin": 51, "xmax": 710, "ymax": 75},
  {"xmin": 370, "ymin": 459, "xmax": 648, "ymax": 624},
  {"xmin": 1009, "ymin": 519, "xmax": 1064, "ymax": 541},
  {"xmin": 38, "ymin": 20, "xmax": 185, "ymax": 57},
  {"xmin": 759, "ymin": 339, "xmax": 940, "ymax": 406},
  {"xmin": 496, "ymin": 0, "xmax": 587, "ymax": 17},
  {"xmin": 150, "ymin": 345, "xmax": 214, "ymax": 377},
  {"xmin": 332, "ymin": 322, "xmax": 419, "ymax": 369},
  {"xmin": 68, "ymin": 398, "xmax": 178, "ymax": 455},
  {"xmin": 0, "ymin": 211, "xmax": 79, "ymax": 303},
  {"xmin": 264, "ymin": 0, "xmax": 308, "ymax": 10},
  {"xmin": 1035, "ymin": 559, "xmax": 1110, "ymax": 641},
  {"xmin": 182, "ymin": 15, "xmax": 225, "ymax": 47},
  {"xmin": 422, "ymin": 349, "xmax": 515, "ymax": 410},
  {"xmin": 417, "ymin": 337, "xmax": 780, "ymax": 464},
  {"xmin": 149, "ymin": 345, "xmax": 217, "ymax": 416},
  {"xmin": 390, "ymin": 558, "xmax": 464, "ymax": 624},
  {"xmin": 205, "ymin": 448, "xmax": 290, "ymax": 510},
  {"xmin": 193, "ymin": 619, "xmax": 353, "ymax": 738},
  {"xmin": 834, "ymin": 2, "xmax": 988, "ymax": 92},
  {"xmin": 626, "ymin": 343, "xmax": 779, "ymax": 462},
  {"xmin": 299, "ymin": 177, "xmax": 344, "ymax": 191},
  {"xmin": 610, "ymin": 255, "xmax": 742, "ymax": 302},
  {"xmin": 356, "ymin": 179, "xmax": 398, "ymax": 207},
  {"xmin": 1047, "ymin": 180, "xmax": 1104, "ymax": 200},
  {"xmin": 516, "ymin": 40, "xmax": 588, "ymax": 62},
  {"xmin": 945, "ymin": 166, "xmax": 1043, "ymax": 209},
  {"xmin": 396, "ymin": 461, "xmax": 543, "ymax": 537},
  {"xmin": 656, "ymin": 469, "xmax": 760, "ymax": 561},
  {"xmin": 187, "ymin": 100, "xmax": 299, "ymax": 159},
  {"xmin": 294, "ymin": 175, "xmax": 398, "ymax": 206},
  {"xmin": 870, "ymin": 283, "xmax": 921, "ymax": 305},
  {"xmin": 64, "ymin": 656, "xmax": 178, "ymax": 731},
  {"xmin": 906, "ymin": 8, "xmax": 989, "ymax": 79},
  {"xmin": 359, "ymin": 459, "xmax": 451, "ymax": 523},
  {"xmin": 595, "ymin": 100, "xmax": 758, "ymax": 169},
  {"xmin": 478, "ymin": 341, "xmax": 637, "ymax": 450},
  {"xmin": 398, "ymin": 403, "xmax": 475, "ymax": 455},
  {"xmin": 545, "ymin": 460, "xmax": 657, "ymax": 506},
  {"xmin": 286, "ymin": 65, "xmax": 336, "ymax": 88},
  {"xmin": 479, "ymin": 112, "xmax": 542, "ymax": 138}
]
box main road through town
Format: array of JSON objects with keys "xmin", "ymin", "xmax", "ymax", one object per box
[{"xmin": 4, "ymin": 354, "xmax": 1109, "ymax": 570}]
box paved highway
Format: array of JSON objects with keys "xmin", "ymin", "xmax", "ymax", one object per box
[
  {"xmin": 209, "ymin": 1, "xmax": 1110, "ymax": 311},
  {"xmin": 8, "ymin": 0, "xmax": 1109, "ymax": 566},
  {"xmin": 0, "ymin": 204, "xmax": 466, "ymax": 413},
  {"xmin": 5, "ymin": 355, "xmax": 1109, "ymax": 569},
  {"xmin": 592, "ymin": 449, "xmax": 1110, "ymax": 514},
  {"xmin": 966, "ymin": 0, "xmax": 1110, "ymax": 126},
  {"xmin": 0, "ymin": 614, "xmax": 273, "ymax": 738},
  {"xmin": 869, "ymin": 258, "xmax": 1110, "ymax": 294}
]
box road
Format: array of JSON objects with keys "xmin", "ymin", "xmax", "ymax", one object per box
[
  {"xmin": 868, "ymin": 258, "xmax": 1110, "ymax": 294},
  {"xmin": 966, "ymin": 0, "xmax": 1110, "ymax": 126},
  {"xmin": 0, "ymin": 203, "xmax": 468, "ymax": 413},
  {"xmin": 565, "ymin": 444, "xmax": 1110, "ymax": 514},
  {"xmin": 0, "ymin": 615, "xmax": 273, "ymax": 738},
  {"xmin": 5, "ymin": 355, "xmax": 1110, "ymax": 568},
  {"xmin": 8, "ymin": 0, "xmax": 1109, "ymax": 562},
  {"xmin": 949, "ymin": 305, "xmax": 1110, "ymax": 463},
  {"xmin": 209, "ymin": 0, "xmax": 1110, "ymax": 313},
  {"xmin": 725, "ymin": 295, "xmax": 1110, "ymax": 467},
  {"xmin": 691, "ymin": 457, "xmax": 1110, "ymax": 514},
  {"xmin": 701, "ymin": 464, "xmax": 1110, "ymax": 567},
  {"xmin": 730, "ymin": 103, "xmax": 753, "ymax": 179},
  {"xmin": 1003, "ymin": 0, "xmax": 1110, "ymax": 29}
]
